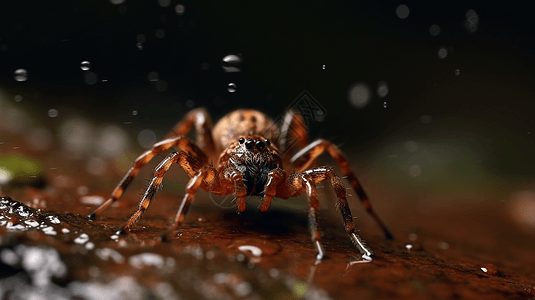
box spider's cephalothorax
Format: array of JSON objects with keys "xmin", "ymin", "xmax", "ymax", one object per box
[
  {"xmin": 88, "ymin": 108, "xmax": 392, "ymax": 260},
  {"xmin": 225, "ymin": 136, "xmax": 281, "ymax": 196}
]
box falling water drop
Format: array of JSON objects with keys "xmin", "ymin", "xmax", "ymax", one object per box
[
  {"xmin": 455, "ymin": 69, "xmax": 460, "ymax": 76},
  {"xmin": 14, "ymin": 69, "xmax": 28, "ymax": 82},
  {"xmin": 221, "ymin": 55, "xmax": 242, "ymax": 72},
  {"xmin": 322, "ymin": 64, "xmax": 326, "ymax": 70},
  {"xmin": 383, "ymin": 101, "xmax": 387, "ymax": 108},
  {"xmin": 80, "ymin": 61, "xmax": 91, "ymax": 71},
  {"xmin": 227, "ymin": 83, "xmax": 237, "ymax": 93}
]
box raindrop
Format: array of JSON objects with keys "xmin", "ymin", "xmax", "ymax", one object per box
[
  {"xmin": 409, "ymin": 165, "xmax": 421, "ymax": 177},
  {"xmin": 155, "ymin": 80, "xmax": 167, "ymax": 92},
  {"xmin": 455, "ymin": 69, "xmax": 460, "ymax": 76},
  {"xmin": 405, "ymin": 244, "xmax": 413, "ymax": 250},
  {"xmin": 148, "ymin": 71, "xmax": 159, "ymax": 82},
  {"xmin": 138, "ymin": 129, "xmax": 157, "ymax": 149},
  {"xmin": 136, "ymin": 43, "xmax": 143, "ymax": 50},
  {"xmin": 464, "ymin": 9, "xmax": 479, "ymax": 33},
  {"xmin": 80, "ymin": 61, "xmax": 91, "ymax": 71},
  {"xmin": 175, "ymin": 4, "xmax": 185, "ymax": 15},
  {"xmin": 420, "ymin": 115, "xmax": 432, "ymax": 123},
  {"xmin": 84, "ymin": 72, "xmax": 98, "ymax": 85},
  {"xmin": 322, "ymin": 64, "xmax": 326, "ymax": 70},
  {"xmin": 97, "ymin": 125, "xmax": 129, "ymax": 158},
  {"xmin": 396, "ymin": 4, "xmax": 410, "ymax": 19},
  {"xmin": 221, "ymin": 54, "xmax": 242, "ymax": 72},
  {"xmin": 438, "ymin": 47, "xmax": 448, "ymax": 59},
  {"xmin": 158, "ymin": 0, "xmax": 171, "ymax": 7},
  {"xmin": 48, "ymin": 109, "xmax": 59, "ymax": 118},
  {"xmin": 377, "ymin": 81, "xmax": 389, "ymax": 98},
  {"xmin": 348, "ymin": 82, "xmax": 371, "ymax": 109},
  {"xmin": 383, "ymin": 101, "xmax": 387, "ymax": 109},
  {"xmin": 14, "ymin": 69, "xmax": 28, "ymax": 82},
  {"xmin": 227, "ymin": 82, "xmax": 237, "ymax": 93},
  {"xmin": 132, "ymin": 110, "xmax": 138, "ymax": 116},
  {"xmin": 155, "ymin": 29, "xmax": 165, "ymax": 38},
  {"xmin": 429, "ymin": 24, "xmax": 440, "ymax": 36}
]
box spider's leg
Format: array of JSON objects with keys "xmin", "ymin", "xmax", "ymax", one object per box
[
  {"xmin": 166, "ymin": 108, "xmax": 216, "ymax": 159},
  {"xmin": 290, "ymin": 139, "xmax": 393, "ymax": 239},
  {"xmin": 259, "ymin": 167, "xmax": 285, "ymax": 212},
  {"xmin": 277, "ymin": 167, "xmax": 373, "ymax": 260},
  {"xmin": 160, "ymin": 165, "xmax": 221, "ymax": 241},
  {"xmin": 278, "ymin": 110, "xmax": 310, "ymax": 165},
  {"xmin": 117, "ymin": 150, "xmax": 205, "ymax": 234},
  {"xmin": 87, "ymin": 136, "xmax": 206, "ymax": 219},
  {"xmin": 223, "ymin": 167, "xmax": 248, "ymax": 212}
]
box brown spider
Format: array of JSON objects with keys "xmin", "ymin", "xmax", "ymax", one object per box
[{"xmin": 87, "ymin": 108, "xmax": 392, "ymax": 260}]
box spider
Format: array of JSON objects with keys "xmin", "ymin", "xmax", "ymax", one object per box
[{"xmin": 87, "ymin": 108, "xmax": 392, "ymax": 260}]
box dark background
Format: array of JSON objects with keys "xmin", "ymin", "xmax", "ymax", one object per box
[{"xmin": 1, "ymin": 0, "xmax": 534, "ymax": 198}]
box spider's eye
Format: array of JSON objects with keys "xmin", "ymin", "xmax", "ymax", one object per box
[
  {"xmin": 256, "ymin": 140, "xmax": 265, "ymax": 151},
  {"xmin": 245, "ymin": 140, "xmax": 255, "ymax": 150},
  {"xmin": 239, "ymin": 137, "xmax": 245, "ymax": 144},
  {"xmin": 264, "ymin": 139, "xmax": 271, "ymax": 146}
]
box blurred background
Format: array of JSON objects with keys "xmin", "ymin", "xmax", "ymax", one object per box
[{"xmin": 0, "ymin": 0, "xmax": 534, "ymax": 233}]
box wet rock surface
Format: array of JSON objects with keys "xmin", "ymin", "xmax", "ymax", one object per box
[{"xmin": 1, "ymin": 180, "xmax": 534, "ymax": 300}]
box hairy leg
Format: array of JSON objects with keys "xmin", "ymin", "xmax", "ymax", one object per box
[
  {"xmin": 290, "ymin": 139, "xmax": 393, "ymax": 239},
  {"xmin": 116, "ymin": 150, "xmax": 209, "ymax": 234},
  {"xmin": 87, "ymin": 136, "xmax": 206, "ymax": 219},
  {"xmin": 166, "ymin": 108, "xmax": 216, "ymax": 159},
  {"xmin": 276, "ymin": 166, "xmax": 374, "ymax": 260}
]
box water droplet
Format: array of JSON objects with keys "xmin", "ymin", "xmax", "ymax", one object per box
[
  {"xmin": 175, "ymin": 4, "xmax": 185, "ymax": 15},
  {"xmin": 136, "ymin": 42, "xmax": 143, "ymax": 50},
  {"xmin": 138, "ymin": 129, "xmax": 157, "ymax": 149},
  {"xmin": 84, "ymin": 72, "xmax": 98, "ymax": 85},
  {"xmin": 377, "ymin": 81, "xmax": 389, "ymax": 98},
  {"xmin": 132, "ymin": 110, "xmax": 138, "ymax": 116},
  {"xmin": 48, "ymin": 109, "xmax": 59, "ymax": 118},
  {"xmin": 221, "ymin": 54, "xmax": 242, "ymax": 72},
  {"xmin": 348, "ymin": 82, "xmax": 371, "ymax": 109},
  {"xmin": 383, "ymin": 101, "xmax": 387, "ymax": 108},
  {"xmin": 405, "ymin": 244, "xmax": 413, "ymax": 251},
  {"xmin": 465, "ymin": 9, "xmax": 479, "ymax": 33},
  {"xmin": 429, "ymin": 24, "xmax": 441, "ymax": 36},
  {"xmin": 148, "ymin": 71, "xmax": 159, "ymax": 82},
  {"xmin": 480, "ymin": 263, "xmax": 498, "ymax": 275},
  {"xmin": 396, "ymin": 4, "xmax": 410, "ymax": 19},
  {"xmin": 136, "ymin": 34, "xmax": 146, "ymax": 43},
  {"xmin": 322, "ymin": 64, "xmax": 326, "ymax": 70},
  {"xmin": 158, "ymin": 0, "xmax": 171, "ymax": 7},
  {"xmin": 14, "ymin": 69, "xmax": 28, "ymax": 82},
  {"xmin": 409, "ymin": 164, "xmax": 421, "ymax": 177},
  {"xmin": 438, "ymin": 47, "xmax": 448, "ymax": 59},
  {"xmin": 155, "ymin": 29, "xmax": 165, "ymax": 38},
  {"xmin": 80, "ymin": 61, "xmax": 91, "ymax": 71},
  {"xmin": 455, "ymin": 69, "xmax": 460, "ymax": 76},
  {"xmin": 227, "ymin": 82, "xmax": 237, "ymax": 93}
]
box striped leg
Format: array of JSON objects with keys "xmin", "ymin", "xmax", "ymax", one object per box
[
  {"xmin": 88, "ymin": 136, "xmax": 206, "ymax": 219},
  {"xmin": 116, "ymin": 150, "xmax": 208, "ymax": 234},
  {"xmin": 277, "ymin": 167, "xmax": 373, "ymax": 260},
  {"xmin": 166, "ymin": 108, "xmax": 216, "ymax": 159},
  {"xmin": 290, "ymin": 139, "xmax": 393, "ymax": 239},
  {"xmin": 160, "ymin": 165, "xmax": 220, "ymax": 241}
]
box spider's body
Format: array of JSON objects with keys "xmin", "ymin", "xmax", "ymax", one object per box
[{"xmin": 88, "ymin": 108, "xmax": 392, "ymax": 260}]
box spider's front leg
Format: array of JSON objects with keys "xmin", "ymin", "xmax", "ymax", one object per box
[
  {"xmin": 278, "ymin": 167, "xmax": 374, "ymax": 260},
  {"xmin": 116, "ymin": 150, "xmax": 206, "ymax": 235},
  {"xmin": 291, "ymin": 139, "xmax": 393, "ymax": 239}
]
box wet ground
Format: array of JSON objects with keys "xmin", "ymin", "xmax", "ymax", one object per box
[{"xmin": 1, "ymin": 139, "xmax": 534, "ymax": 300}]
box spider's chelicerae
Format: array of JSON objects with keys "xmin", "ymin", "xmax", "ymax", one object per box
[{"xmin": 88, "ymin": 108, "xmax": 392, "ymax": 260}]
